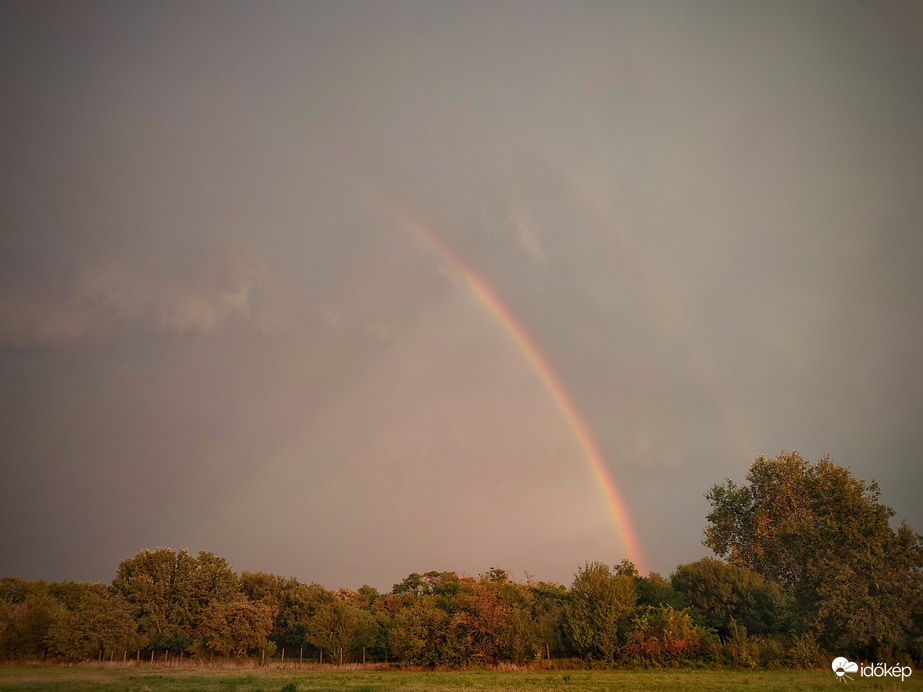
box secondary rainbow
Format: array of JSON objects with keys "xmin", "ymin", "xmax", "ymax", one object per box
[{"xmin": 381, "ymin": 200, "xmax": 647, "ymax": 574}]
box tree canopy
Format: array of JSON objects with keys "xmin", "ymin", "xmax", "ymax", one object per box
[{"xmin": 704, "ymin": 451, "xmax": 923, "ymax": 656}]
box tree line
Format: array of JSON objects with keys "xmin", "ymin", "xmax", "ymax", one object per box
[{"xmin": 1, "ymin": 452, "xmax": 921, "ymax": 667}]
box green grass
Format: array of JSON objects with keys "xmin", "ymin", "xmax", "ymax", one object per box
[{"xmin": 0, "ymin": 665, "xmax": 919, "ymax": 692}]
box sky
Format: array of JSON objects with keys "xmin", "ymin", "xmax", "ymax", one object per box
[{"xmin": 1, "ymin": 0, "xmax": 922, "ymax": 591}]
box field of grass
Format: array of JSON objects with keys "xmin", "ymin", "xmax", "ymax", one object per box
[{"xmin": 0, "ymin": 664, "xmax": 919, "ymax": 692}]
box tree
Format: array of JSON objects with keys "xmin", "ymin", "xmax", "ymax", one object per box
[
  {"xmin": 0, "ymin": 584, "xmax": 63, "ymax": 660},
  {"xmin": 635, "ymin": 572, "xmax": 686, "ymax": 611},
  {"xmin": 671, "ymin": 558, "xmax": 792, "ymax": 638},
  {"xmin": 389, "ymin": 595, "xmax": 462, "ymax": 665},
  {"xmin": 111, "ymin": 548, "xmax": 197, "ymax": 649},
  {"xmin": 528, "ymin": 580, "xmax": 568, "ymax": 660},
  {"xmin": 112, "ymin": 548, "xmax": 245, "ymax": 654},
  {"xmin": 452, "ymin": 576, "xmax": 510, "ymax": 663},
  {"xmin": 562, "ymin": 561, "xmax": 637, "ymax": 662},
  {"xmin": 307, "ymin": 599, "xmax": 373, "ymax": 664},
  {"xmin": 47, "ymin": 584, "xmax": 141, "ymax": 661},
  {"xmin": 704, "ymin": 451, "xmax": 923, "ymax": 655},
  {"xmin": 193, "ymin": 597, "xmax": 273, "ymax": 657}
]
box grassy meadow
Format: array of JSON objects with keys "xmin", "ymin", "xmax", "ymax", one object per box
[{"xmin": 0, "ymin": 665, "xmax": 920, "ymax": 692}]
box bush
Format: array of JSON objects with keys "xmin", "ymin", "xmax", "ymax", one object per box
[
  {"xmin": 724, "ymin": 619, "xmax": 759, "ymax": 668},
  {"xmin": 787, "ymin": 631, "xmax": 822, "ymax": 669},
  {"xmin": 622, "ymin": 605, "xmax": 718, "ymax": 665}
]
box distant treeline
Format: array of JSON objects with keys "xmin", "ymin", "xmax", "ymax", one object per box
[
  {"xmin": 2, "ymin": 453, "xmax": 921, "ymax": 667},
  {"xmin": 0, "ymin": 553, "xmax": 832, "ymax": 667}
]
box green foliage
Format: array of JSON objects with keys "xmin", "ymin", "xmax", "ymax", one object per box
[
  {"xmin": 47, "ymin": 584, "xmax": 141, "ymax": 661},
  {"xmin": 787, "ymin": 632, "xmax": 822, "ymax": 669},
  {"xmin": 671, "ymin": 558, "xmax": 792, "ymax": 639},
  {"xmin": 724, "ymin": 619, "xmax": 758, "ymax": 668},
  {"xmin": 110, "ymin": 548, "xmax": 199, "ymax": 648},
  {"xmin": 112, "ymin": 548, "xmax": 256, "ymax": 655},
  {"xmin": 193, "ymin": 598, "xmax": 274, "ymax": 657},
  {"xmin": 635, "ymin": 572, "xmax": 686, "ymax": 610},
  {"xmin": 623, "ymin": 605, "xmax": 718, "ymax": 664},
  {"xmin": 0, "ymin": 588, "xmax": 62, "ymax": 660},
  {"xmin": 256, "ymin": 636, "xmax": 277, "ymax": 657},
  {"xmin": 562, "ymin": 562, "xmax": 637, "ymax": 662},
  {"xmin": 306, "ymin": 599, "xmax": 372, "ymax": 663},
  {"xmin": 452, "ymin": 577, "xmax": 509, "ymax": 663},
  {"xmin": 704, "ymin": 451, "xmax": 923, "ymax": 657},
  {"xmin": 241, "ymin": 573, "xmax": 332, "ymax": 655},
  {"xmin": 389, "ymin": 594, "xmax": 464, "ymax": 666}
]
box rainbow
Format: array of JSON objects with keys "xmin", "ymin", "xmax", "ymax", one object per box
[{"xmin": 378, "ymin": 199, "xmax": 647, "ymax": 575}]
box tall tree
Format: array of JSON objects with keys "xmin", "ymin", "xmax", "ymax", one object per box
[
  {"xmin": 562, "ymin": 561, "xmax": 637, "ymax": 662},
  {"xmin": 112, "ymin": 548, "xmax": 244, "ymax": 653},
  {"xmin": 704, "ymin": 451, "xmax": 923, "ymax": 655}
]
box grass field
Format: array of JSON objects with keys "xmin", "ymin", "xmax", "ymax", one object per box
[{"xmin": 0, "ymin": 665, "xmax": 919, "ymax": 692}]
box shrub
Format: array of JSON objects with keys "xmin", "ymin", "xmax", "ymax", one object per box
[
  {"xmin": 724, "ymin": 619, "xmax": 759, "ymax": 668},
  {"xmin": 622, "ymin": 605, "xmax": 718, "ymax": 665}
]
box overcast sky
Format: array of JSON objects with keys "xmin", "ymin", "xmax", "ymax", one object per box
[{"xmin": 1, "ymin": 0, "xmax": 921, "ymax": 590}]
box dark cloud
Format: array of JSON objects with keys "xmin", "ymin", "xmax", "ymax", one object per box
[{"xmin": 1, "ymin": 0, "xmax": 921, "ymax": 587}]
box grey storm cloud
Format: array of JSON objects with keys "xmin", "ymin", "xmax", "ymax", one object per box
[
  {"xmin": 0, "ymin": 250, "xmax": 274, "ymax": 347},
  {"xmin": 1, "ymin": 0, "xmax": 921, "ymax": 588}
]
